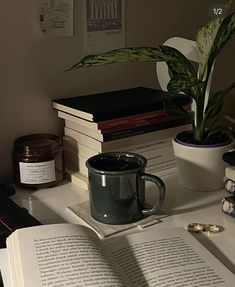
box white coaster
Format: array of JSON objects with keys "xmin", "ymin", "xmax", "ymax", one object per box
[{"xmin": 67, "ymin": 201, "xmax": 167, "ymax": 238}]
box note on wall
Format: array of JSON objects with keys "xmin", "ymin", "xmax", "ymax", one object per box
[
  {"xmin": 83, "ymin": 0, "xmax": 125, "ymax": 55},
  {"xmin": 37, "ymin": 0, "xmax": 74, "ymax": 36}
]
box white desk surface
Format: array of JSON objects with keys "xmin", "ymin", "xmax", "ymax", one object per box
[{"xmin": 11, "ymin": 169, "xmax": 235, "ymax": 273}]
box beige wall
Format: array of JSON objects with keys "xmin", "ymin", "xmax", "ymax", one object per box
[{"xmin": 1, "ymin": 0, "xmax": 235, "ymax": 182}]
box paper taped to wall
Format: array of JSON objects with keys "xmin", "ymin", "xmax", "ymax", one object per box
[
  {"xmin": 83, "ymin": 0, "xmax": 125, "ymax": 54},
  {"xmin": 37, "ymin": 0, "xmax": 74, "ymax": 36}
]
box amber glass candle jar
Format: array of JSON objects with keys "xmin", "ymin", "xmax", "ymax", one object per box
[{"xmin": 12, "ymin": 134, "xmax": 64, "ymax": 189}]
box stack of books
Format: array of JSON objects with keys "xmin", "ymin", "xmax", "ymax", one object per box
[
  {"xmin": 222, "ymin": 151, "xmax": 235, "ymax": 218},
  {"xmin": 52, "ymin": 87, "xmax": 191, "ymax": 189}
]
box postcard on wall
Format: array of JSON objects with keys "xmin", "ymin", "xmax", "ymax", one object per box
[
  {"xmin": 83, "ymin": 0, "xmax": 125, "ymax": 55},
  {"xmin": 37, "ymin": 0, "xmax": 74, "ymax": 37}
]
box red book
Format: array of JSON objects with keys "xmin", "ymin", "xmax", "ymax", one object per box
[{"xmin": 98, "ymin": 110, "xmax": 167, "ymax": 131}]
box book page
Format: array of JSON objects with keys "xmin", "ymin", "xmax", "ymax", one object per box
[
  {"xmin": 7, "ymin": 223, "xmax": 125, "ymax": 287},
  {"xmin": 104, "ymin": 227, "xmax": 235, "ymax": 287},
  {"xmin": 0, "ymin": 249, "xmax": 14, "ymax": 287}
]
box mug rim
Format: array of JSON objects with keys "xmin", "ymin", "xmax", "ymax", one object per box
[{"xmin": 86, "ymin": 151, "xmax": 147, "ymax": 175}]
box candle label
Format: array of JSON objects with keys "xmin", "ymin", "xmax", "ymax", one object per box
[{"xmin": 19, "ymin": 160, "xmax": 56, "ymax": 184}]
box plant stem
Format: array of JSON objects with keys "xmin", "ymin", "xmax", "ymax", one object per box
[{"xmin": 194, "ymin": 81, "xmax": 206, "ymax": 141}]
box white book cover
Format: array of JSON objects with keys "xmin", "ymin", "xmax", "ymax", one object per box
[
  {"xmin": 225, "ymin": 166, "xmax": 235, "ymax": 181},
  {"xmin": 64, "ymin": 124, "xmax": 191, "ymax": 152},
  {"xmin": 63, "ymin": 136, "xmax": 99, "ymax": 158},
  {"xmin": 63, "ymin": 135, "xmax": 173, "ymax": 159},
  {"xmin": 59, "ymin": 111, "xmax": 98, "ymax": 130},
  {"xmin": 65, "ymin": 168, "xmax": 88, "ymax": 191},
  {"xmin": 63, "ymin": 148, "xmax": 88, "ymax": 176},
  {"xmin": 65, "ymin": 119, "xmax": 104, "ymax": 141}
]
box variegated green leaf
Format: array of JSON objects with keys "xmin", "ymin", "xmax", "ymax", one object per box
[
  {"xmin": 158, "ymin": 46, "xmax": 197, "ymax": 77},
  {"xmin": 167, "ymin": 75, "xmax": 206, "ymax": 107},
  {"xmin": 196, "ymin": 18, "xmax": 222, "ymax": 79},
  {"xmin": 205, "ymin": 81, "xmax": 235, "ymax": 118},
  {"xmin": 68, "ymin": 45, "xmax": 196, "ymax": 79},
  {"xmin": 167, "ymin": 75, "xmax": 202, "ymax": 94},
  {"xmin": 196, "ymin": 0, "xmax": 233, "ymax": 79},
  {"xmin": 68, "ymin": 47, "xmax": 171, "ymax": 70},
  {"xmin": 196, "ymin": 10, "xmax": 235, "ymax": 80},
  {"xmin": 204, "ymin": 90, "xmax": 225, "ymax": 120},
  {"xmin": 208, "ymin": 11, "xmax": 235, "ymax": 73}
]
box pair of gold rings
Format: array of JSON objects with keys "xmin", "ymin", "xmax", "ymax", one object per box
[{"xmin": 187, "ymin": 223, "xmax": 224, "ymax": 234}]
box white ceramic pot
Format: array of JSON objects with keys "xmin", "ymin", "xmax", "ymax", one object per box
[{"xmin": 172, "ymin": 136, "xmax": 234, "ymax": 191}]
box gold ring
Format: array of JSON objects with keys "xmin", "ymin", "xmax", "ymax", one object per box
[{"xmin": 187, "ymin": 223, "xmax": 207, "ymax": 233}]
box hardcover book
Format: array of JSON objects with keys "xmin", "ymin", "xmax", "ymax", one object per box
[
  {"xmin": 65, "ymin": 118, "xmax": 188, "ymax": 142},
  {"xmin": 58, "ymin": 109, "xmax": 168, "ymax": 131},
  {"xmin": 52, "ymin": 87, "xmax": 191, "ymax": 122},
  {"xmin": 64, "ymin": 116, "xmax": 189, "ymax": 141}
]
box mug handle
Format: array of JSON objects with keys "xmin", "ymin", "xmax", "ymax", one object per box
[{"xmin": 140, "ymin": 173, "xmax": 166, "ymax": 215}]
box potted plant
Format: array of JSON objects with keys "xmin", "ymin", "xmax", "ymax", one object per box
[{"xmin": 68, "ymin": 1, "xmax": 235, "ymax": 191}]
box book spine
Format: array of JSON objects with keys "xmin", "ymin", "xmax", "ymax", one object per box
[
  {"xmin": 102, "ymin": 118, "xmax": 189, "ymax": 141},
  {"xmin": 53, "ymin": 102, "xmax": 93, "ymax": 121},
  {"xmin": 65, "ymin": 115, "xmax": 174, "ymax": 135},
  {"xmin": 127, "ymin": 138, "xmax": 172, "ymax": 153},
  {"xmin": 64, "ymin": 124, "xmax": 191, "ymax": 152},
  {"xmin": 60, "ymin": 109, "xmax": 168, "ymax": 133},
  {"xmin": 64, "ymin": 119, "xmax": 188, "ymax": 146},
  {"xmin": 71, "ymin": 173, "xmax": 88, "ymax": 190},
  {"xmin": 65, "ymin": 168, "xmax": 88, "ymax": 190},
  {"xmin": 64, "ymin": 143, "xmax": 175, "ymax": 177},
  {"xmin": 145, "ymin": 160, "xmax": 176, "ymax": 173},
  {"xmin": 102, "ymin": 124, "xmax": 191, "ymax": 150},
  {"xmin": 63, "ymin": 148, "xmax": 88, "ymax": 176},
  {"xmin": 138, "ymin": 145, "xmax": 175, "ymax": 166},
  {"xmin": 59, "ymin": 110, "xmax": 166, "ymax": 133},
  {"xmin": 99, "ymin": 104, "xmax": 190, "ymax": 131},
  {"xmin": 97, "ymin": 110, "xmax": 167, "ymax": 130},
  {"xmin": 58, "ymin": 111, "xmax": 98, "ymax": 130},
  {"xmin": 101, "ymin": 115, "xmax": 175, "ymax": 133},
  {"xmin": 63, "ymin": 135, "xmax": 173, "ymax": 159},
  {"xmin": 65, "ymin": 115, "xmax": 185, "ymax": 142},
  {"xmin": 66, "ymin": 162, "xmax": 177, "ymax": 191},
  {"xmin": 66, "ymin": 160, "xmax": 176, "ymax": 191},
  {"xmin": 63, "ymin": 136, "xmax": 99, "ymax": 158},
  {"xmin": 59, "ymin": 105, "xmax": 190, "ymax": 134},
  {"xmin": 225, "ymin": 166, "xmax": 235, "ymax": 181},
  {"xmin": 65, "ymin": 120, "xmax": 103, "ymax": 141},
  {"xmin": 64, "ymin": 127, "xmax": 102, "ymax": 151}
]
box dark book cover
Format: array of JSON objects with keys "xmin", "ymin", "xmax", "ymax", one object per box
[{"xmin": 52, "ymin": 87, "xmax": 191, "ymax": 122}]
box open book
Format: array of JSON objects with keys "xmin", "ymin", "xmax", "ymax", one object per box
[{"xmin": 5, "ymin": 223, "xmax": 234, "ymax": 287}]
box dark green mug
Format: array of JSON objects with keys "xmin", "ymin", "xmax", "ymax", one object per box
[{"xmin": 86, "ymin": 152, "xmax": 166, "ymax": 225}]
